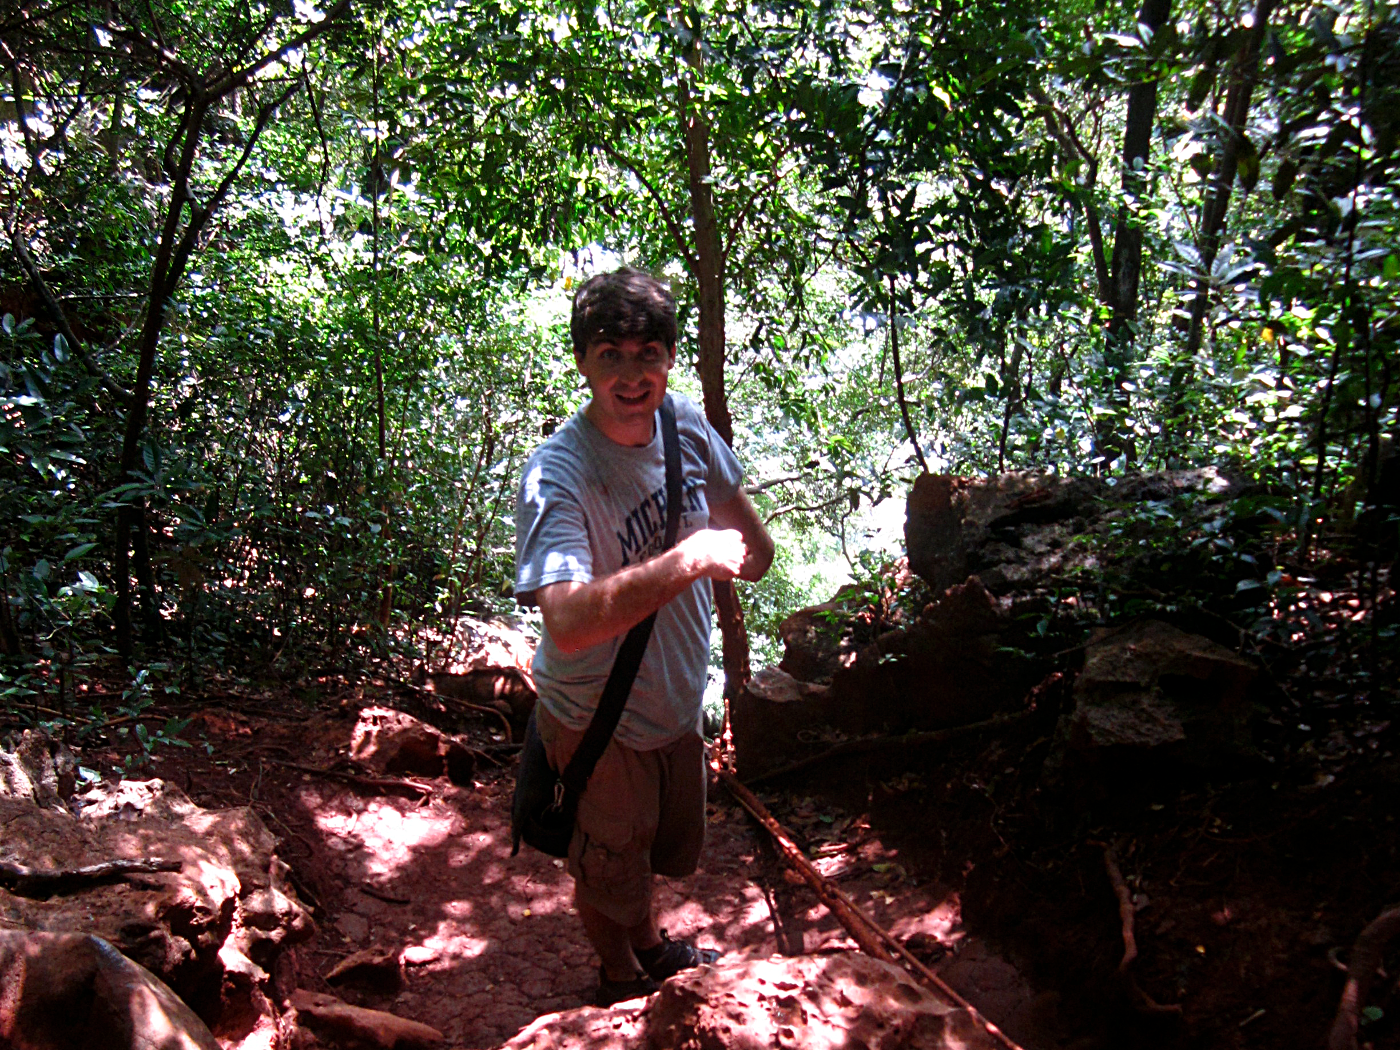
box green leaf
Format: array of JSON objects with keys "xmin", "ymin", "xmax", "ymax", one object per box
[{"xmin": 64, "ymin": 542, "xmax": 97, "ymax": 561}]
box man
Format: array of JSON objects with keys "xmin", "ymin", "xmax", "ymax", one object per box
[{"xmin": 514, "ymin": 268, "xmax": 774, "ymax": 1005}]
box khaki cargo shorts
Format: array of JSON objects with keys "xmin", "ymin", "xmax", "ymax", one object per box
[{"xmin": 536, "ymin": 705, "xmax": 707, "ymax": 927}]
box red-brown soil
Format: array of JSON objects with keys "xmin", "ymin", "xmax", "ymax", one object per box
[
  {"xmin": 82, "ymin": 679, "xmax": 1399, "ymax": 1050},
  {"xmin": 116, "ymin": 694, "xmax": 1045, "ymax": 1048}
]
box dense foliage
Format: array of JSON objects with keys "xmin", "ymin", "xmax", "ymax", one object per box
[{"xmin": 1, "ymin": 0, "xmax": 1395, "ymax": 713}]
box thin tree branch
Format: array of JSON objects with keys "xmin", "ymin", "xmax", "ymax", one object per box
[
  {"xmin": 890, "ymin": 274, "xmax": 929, "ymax": 474},
  {"xmin": 0, "ymin": 0, "xmax": 84, "ymax": 35},
  {"xmin": 164, "ymin": 82, "xmax": 299, "ymax": 301},
  {"xmin": 208, "ymin": 0, "xmax": 353, "ymax": 98},
  {"xmin": 722, "ymin": 151, "xmax": 792, "ymax": 264},
  {"xmin": 596, "ymin": 140, "xmax": 698, "ymax": 273},
  {"xmin": 1031, "ymin": 87, "xmax": 1111, "ymax": 303},
  {"xmin": 764, "ymin": 491, "xmax": 849, "ymax": 524},
  {"xmin": 301, "ymin": 56, "xmax": 332, "ymax": 208},
  {"xmin": 4, "ymin": 201, "xmax": 133, "ymax": 401},
  {"xmin": 743, "ymin": 473, "xmax": 805, "ymax": 495}
]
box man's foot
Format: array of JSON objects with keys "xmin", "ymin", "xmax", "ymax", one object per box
[
  {"xmin": 594, "ymin": 966, "xmax": 659, "ymax": 1007},
  {"xmin": 635, "ymin": 930, "xmax": 722, "ymax": 982}
]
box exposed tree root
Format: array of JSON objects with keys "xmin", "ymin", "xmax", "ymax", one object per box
[
  {"xmin": 0, "ymin": 858, "xmax": 181, "ymax": 897},
  {"xmin": 719, "ymin": 767, "xmax": 1027, "ymax": 1050},
  {"xmin": 1100, "ymin": 843, "xmax": 1182, "ymax": 1017},
  {"xmin": 264, "ymin": 758, "xmax": 433, "ymax": 797},
  {"xmin": 1327, "ymin": 906, "xmax": 1400, "ymax": 1050},
  {"xmin": 742, "ymin": 711, "xmax": 1035, "ymax": 787}
]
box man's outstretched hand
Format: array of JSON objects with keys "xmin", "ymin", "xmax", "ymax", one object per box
[
  {"xmin": 677, "ymin": 528, "xmax": 748, "ymax": 581},
  {"xmin": 535, "ymin": 491, "xmax": 774, "ymax": 653}
]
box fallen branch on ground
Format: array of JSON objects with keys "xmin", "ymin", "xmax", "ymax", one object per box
[
  {"xmin": 718, "ymin": 768, "xmax": 1025, "ymax": 1050},
  {"xmin": 0, "ymin": 858, "xmax": 181, "ymax": 897},
  {"xmin": 743, "ymin": 711, "xmax": 1034, "ymax": 787},
  {"xmin": 434, "ymin": 695, "xmax": 516, "ymax": 741},
  {"xmin": 1099, "ymin": 842, "xmax": 1182, "ymax": 1016},
  {"xmin": 359, "ymin": 884, "xmax": 412, "ymax": 905},
  {"xmin": 1327, "ymin": 905, "xmax": 1400, "ymax": 1050},
  {"xmin": 395, "ymin": 677, "xmax": 517, "ymax": 741},
  {"xmin": 263, "ymin": 758, "xmax": 433, "ymax": 797}
]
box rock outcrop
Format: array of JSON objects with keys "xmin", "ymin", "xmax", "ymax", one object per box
[
  {"xmin": 905, "ymin": 467, "xmax": 1251, "ymax": 596},
  {"xmin": 421, "ymin": 616, "xmax": 538, "ymax": 739},
  {"xmin": 496, "ymin": 951, "xmax": 1000, "ymax": 1050},
  {"xmin": 731, "ymin": 578, "xmax": 1039, "ymax": 779},
  {"xmin": 349, "ymin": 707, "xmax": 476, "ymax": 784},
  {"xmin": 0, "ymin": 930, "xmax": 220, "ymax": 1050},
  {"xmin": 0, "ymin": 766, "xmax": 312, "ymax": 1049}
]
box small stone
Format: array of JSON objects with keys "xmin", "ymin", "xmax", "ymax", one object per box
[{"xmin": 402, "ymin": 944, "xmax": 439, "ymax": 965}]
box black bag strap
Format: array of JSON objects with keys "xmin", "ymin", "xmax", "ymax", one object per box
[{"xmin": 558, "ymin": 395, "xmax": 682, "ymax": 797}]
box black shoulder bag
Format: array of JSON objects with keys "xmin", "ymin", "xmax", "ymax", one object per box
[{"xmin": 511, "ymin": 395, "xmax": 683, "ymax": 858}]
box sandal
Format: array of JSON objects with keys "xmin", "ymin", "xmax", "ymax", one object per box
[
  {"xmin": 635, "ymin": 930, "xmax": 722, "ymax": 982},
  {"xmin": 594, "ymin": 966, "xmax": 658, "ymax": 1007}
]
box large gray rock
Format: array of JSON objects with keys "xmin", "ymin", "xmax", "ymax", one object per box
[
  {"xmin": 495, "ymin": 952, "xmax": 1000, "ymax": 1050},
  {"xmin": 1063, "ymin": 619, "xmax": 1260, "ymax": 768}
]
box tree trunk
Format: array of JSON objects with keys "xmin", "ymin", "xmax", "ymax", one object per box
[
  {"xmin": 1171, "ymin": 0, "xmax": 1277, "ymax": 432},
  {"xmin": 113, "ymin": 98, "xmax": 208, "ymax": 657},
  {"xmin": 679, "ymin": 65, "xmax": 750, "ymax": 700},
  {"xmin": 1098, "ymin": 0, "xmax": 1172, "ymax": 469}
]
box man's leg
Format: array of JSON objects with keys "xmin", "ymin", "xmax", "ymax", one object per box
[{"xmin": 578, "ymin": 894, "xmax": 661, "ymax": 983}]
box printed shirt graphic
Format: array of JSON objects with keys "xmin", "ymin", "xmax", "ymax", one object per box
[{"xmin": 513, "ymin": 394, "xmax": 743, "ymax": 750}]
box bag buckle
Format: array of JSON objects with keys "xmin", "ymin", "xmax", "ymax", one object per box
[{"xmin": 547, "ymin": 779, "xmax": 565, "ymax": 813}]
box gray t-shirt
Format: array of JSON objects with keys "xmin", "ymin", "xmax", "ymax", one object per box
[{"xmin": 514, "ymin": 394, "xmax": 743, "ymax": 750}]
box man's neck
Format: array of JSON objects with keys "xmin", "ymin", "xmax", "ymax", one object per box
[{"xmin": 585, "ymin": 400, "xmax": 655, "ymax": 447}]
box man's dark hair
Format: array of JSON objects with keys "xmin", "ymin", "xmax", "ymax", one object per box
[{"xmin": 570, "ymin": 267, "xmax": 677, "ymax": 360}]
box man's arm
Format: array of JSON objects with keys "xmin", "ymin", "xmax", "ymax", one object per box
[
  {"xmin": 536, "ymin": 529, "xmax": 749, "ymax": 654},
  {"xmin": 708, "ymin": 490, "xmax": 774, "ymax": 583}
]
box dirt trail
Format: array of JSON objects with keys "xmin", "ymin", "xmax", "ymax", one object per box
[{"xmin": 155, "ymin": 702, "xmax": 1008, "ymax": 1048}]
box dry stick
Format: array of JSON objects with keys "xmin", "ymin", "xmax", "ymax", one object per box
[
  {"xmin": 1327, "ymin": 906, "xmax": 1400, "ymax": 1050},
  {"xmin": 262, "ymin": 758, "xmax": 432, "ymax": 798},
  {"xmin": 1100, "ymin": 843, "xmax": 1182, "ymax": 1016},
  {"xmin": 0, "ymin": 858, "xmax": 181, "ymax": 897},
  {"xmin": 718, "ymin": 769, "xmax": 1025, "ymax": 1050},
  {"xmin": 396, "ymin": 678, "xmax": 516, "ymax": 742},
  {"xmin": 742, "ymin": 712, "xmax": 1033, "ymax": 788},
  {"xmin": 359, "ymin": 884, "xmax": 411, "ymax": 906}
]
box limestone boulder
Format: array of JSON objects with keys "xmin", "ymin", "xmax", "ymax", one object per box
[
  {"xmin": 349, "ymin": 707, "xmax": 476, "ymax": 784},
  {"xmin": 0, "ymin": 728, "xmax": 78, "ymax": 810},
  {"xmin": 905, "ymin": 467, "xmax": 1254, "ymax": 597},
  {"xmin": 775, "ymin": 584, "xmax": 869, "ymax": 683},
  {"xmin": 434, "ymin": 615, "xmax": 536, "ymax": 679},
  {"xmin": 494, "ymin": 952, "xmax": 1000, "ymax": 1050},
  {"xmin": 1062, "ymin": 618, "xmax": 1261, "ymax": 770},
  {"xmin": 731, "ymin": 579, "xmax": 1040, "ymax": 779}
]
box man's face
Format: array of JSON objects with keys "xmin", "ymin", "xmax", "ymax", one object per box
[{"xmin": 577, "ymin": 335, "xmax": 676, "ymax": 445}]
